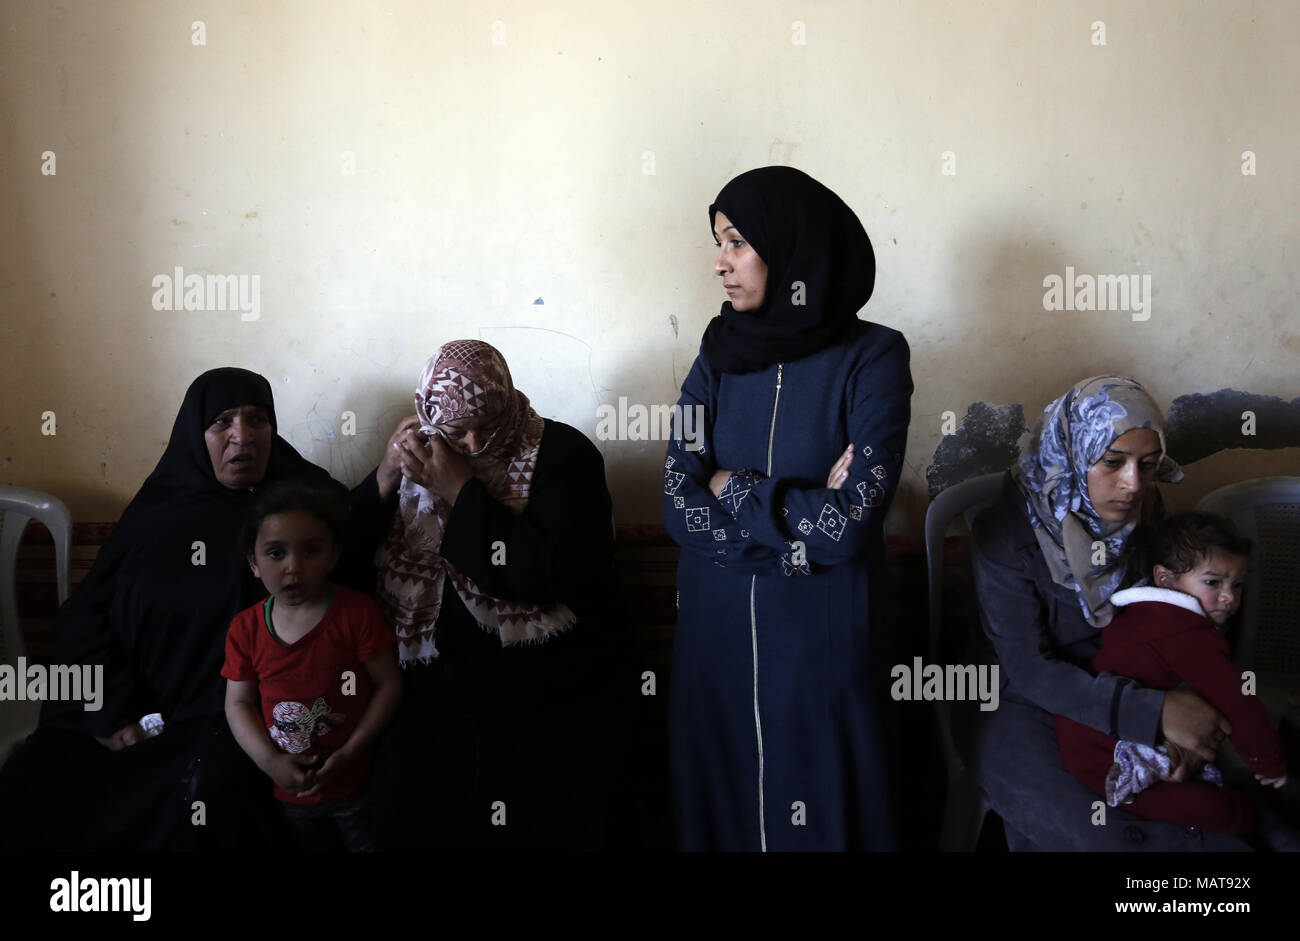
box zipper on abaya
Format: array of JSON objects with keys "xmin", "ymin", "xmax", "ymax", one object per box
[{"xmin": 751, "ymin": 362, "xmax": 782, "ymax": 852}]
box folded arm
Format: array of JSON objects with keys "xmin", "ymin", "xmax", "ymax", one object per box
[
  {"xmin": 661, "ymin": 356, "xmax": 782, "ymax": 572},
  {"xmin": 730, "ymin": 331, "xmax": 913, "ymax": 566}
]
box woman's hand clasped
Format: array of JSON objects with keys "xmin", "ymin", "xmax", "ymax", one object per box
[
  {"xmin": 1160, "ymin": 689, "xmax": 1232, "ymax": 763},
  {"xmin": 1161, "ymin": 740, "xmax": 1204, "ymax": 782},
  {"xmin": 94, "ymin": 722, "xmax": 147, "ymax": 751},
  {"xmin": 377, "ymin": 415, "xmax": 421, "ymax": 500},
  {"xmin": 396, "ymin": 428, "xmax": 473, "ymax": 505}
]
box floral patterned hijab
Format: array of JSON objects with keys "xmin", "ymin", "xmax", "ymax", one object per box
[
  {"xmin": 1014, "ymin": 376, "xmax": 1183, "ymax": 627},
  {"xmin": 375, "ymin": 340, "xmax": 575, "ymax": 664}
]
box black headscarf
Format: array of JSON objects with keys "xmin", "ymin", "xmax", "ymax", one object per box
[
  {"xmin": 122, "ymin": 367, "xmax": 320, "ymax": 512},
  {"xmin": 701, "ymin": 166, "xmax": 876, "ymax": 375},
  {"xmin": 43, "ymin": 367, "xmax": 339, "ymax": 736}
]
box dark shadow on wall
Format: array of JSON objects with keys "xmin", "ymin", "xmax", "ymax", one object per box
[{"xmin": 927, "ymin": 390, "xmax": 1300, "ymax": 497}]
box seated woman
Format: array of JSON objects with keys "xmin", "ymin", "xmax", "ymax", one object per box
[
  {"xmin": 0, "ymin": 367, "xmax": 348, "ymax": 851},
  {"xmin": 957, "ymin": 375, "xmax": 1252, "ymax": 850},
  {"xmin": 362, "ymin": 340, "xmax": 626, "ymax": 851}
]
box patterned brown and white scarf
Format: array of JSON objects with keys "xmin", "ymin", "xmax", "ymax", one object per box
[{"xmin": 375, "ymin": 340, "xmax": 576, "ymax": 664}]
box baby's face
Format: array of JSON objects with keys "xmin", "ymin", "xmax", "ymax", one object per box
[{"xmin": 1157, "ymin": 550, "xmax": 1248, "ymax": 626}]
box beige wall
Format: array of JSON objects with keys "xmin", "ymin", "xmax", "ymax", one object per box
[{"xmin": 2, "ymin": 0, "xmax": 1296, "ymax": 528}]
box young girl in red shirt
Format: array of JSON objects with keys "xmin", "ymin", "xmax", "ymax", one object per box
[{"xmin": 223, "ymin": 483, "xmax": 402, "ymax": 850}]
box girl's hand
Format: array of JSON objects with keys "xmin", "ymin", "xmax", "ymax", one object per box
[
  {"xmin": 1161, "ymin": 690, "xmax": 1231, "ymax": 763},
  {"xmin": 94, "ymin": 721, "xmax": 146, "ymax": 751},
  {"xmin": 265, "ymin": 752, "xmax": 320, "ymax": 793},
  {"xmin": 708, "ymin": 469, "xmax": 733, "ymax": 498},
  {"xmin": 1255, "ymin": 773, "xmax": 1288, "ymax": 789},
  {"xmin": 826, "ymin": 443, "xmax": 854, "ymax": 489},
  {"xmin": 377, "ymin": 415, "xmax": 421, "ymax": 500},
  {"xmin": 397, "ymin": 431, "xmax": 472, "ymax": 504},
  {"xmin": 295, "ymin": 747, "xmax": 356, "ymax": 799}
]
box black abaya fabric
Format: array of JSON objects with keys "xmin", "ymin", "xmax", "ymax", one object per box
[
  {"xmin": 701, "ymin": 166, "xmax": 876, "ymax": 375},
  {"xmin": 0, "ymin": 367, "xmax": 338, "ymax": 851},
  {"xmin": 365, "ymin": 420, "xmax": 635, "ymax": 850},
  {"xmin": 40, "ymin": 367, "xmax": 338, "ymax": 736}
]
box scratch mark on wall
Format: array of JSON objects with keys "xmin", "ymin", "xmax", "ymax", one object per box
[{"xmin": 477, "ymin": 324, "xmax": 601, "ymax": 429}]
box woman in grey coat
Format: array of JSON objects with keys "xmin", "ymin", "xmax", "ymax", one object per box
[{"xmin": 957, "ymin": 376, "xmax": 1250, "ymax": 851}]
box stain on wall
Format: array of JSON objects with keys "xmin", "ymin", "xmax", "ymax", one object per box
[
  {"xmin": 927, "ymin": 389, "xmax": 1300, "ymax": 497},
  {"xmin": 925, "ymin": 403, "xmax": 1026, "ymax": 497},
  {"xmin": 1164, "ymin": 390, "xmax": 1300, "ymax": 465}
]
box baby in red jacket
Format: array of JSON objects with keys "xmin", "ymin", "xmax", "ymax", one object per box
[{"xmin": 1056, "ymin": 512, "xmax": 1287, "ymax": 835}]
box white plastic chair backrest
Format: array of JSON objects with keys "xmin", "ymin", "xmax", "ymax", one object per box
[
  {"xmin": 1196, "ymin": 476, "xmax": 1300, "ymax": 674},
  {"xmin": 0, "ymin": 487, "xmax": 72, "ymax": 663},
  {"xmin": 925, "ymin": 472, "xmax": 1007, "ymax": 668}
]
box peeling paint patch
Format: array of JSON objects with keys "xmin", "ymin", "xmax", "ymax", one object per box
[
  {"xmin": 926, "ymin": 403, "xmax": 1026, "ymax": 497},
  {"xmin": 1165, "ymin": 389, "xmax": 1300, "ymax": 464},
  {"xmin": 926, "ymin": 389, "xmax": 1300, "ymax": 497}
]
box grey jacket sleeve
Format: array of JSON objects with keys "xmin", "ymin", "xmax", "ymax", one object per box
[{"xmin": 969, "ymin": 491, "xmax": 1164, "ymax": 745}]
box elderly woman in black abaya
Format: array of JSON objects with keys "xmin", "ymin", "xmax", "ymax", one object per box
[{"xmin": 0, "ymin": 368, "xmax": 363, "ymax": 850}]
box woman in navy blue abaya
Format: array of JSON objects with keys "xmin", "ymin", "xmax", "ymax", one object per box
[{"xmin": 663, "ymin": 167, "xmax": 912, "ymax": 851}]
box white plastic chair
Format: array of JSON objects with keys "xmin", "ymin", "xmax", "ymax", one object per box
[
  {"xmin": 0, "ymin": 487, "xmax": 72, "ymax": 757},
  {"xmin": 924, "ymin": 471, "xmax": 1005, "ymax": 851},
  {"xmin": 1196, "ymin": 476, "xmax": 1300, "ymax": 674}
]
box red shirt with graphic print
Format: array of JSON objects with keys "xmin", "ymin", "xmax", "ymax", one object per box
[{"xmin": 222, "ymin": 584, "xmax": 396, "ymax": 805}]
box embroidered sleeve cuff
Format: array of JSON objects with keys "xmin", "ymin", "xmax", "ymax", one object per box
[{"xmin": 717, "ymin": 469, "xmax": 764, "ymax": 514}]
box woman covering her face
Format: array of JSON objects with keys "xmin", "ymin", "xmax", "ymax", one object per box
[
  {"xmin": 0, "ymin": 367, "xmax": 345, "ymax": 851},
  {"xmin": 365, "ymin": 340, "xmax": 624, "ymax": 851},
  {"xmin": 958, "ymin": 376, "xmax": 1261, "ymax": 850},
  {"xmin": 663, "ymin": 167, "xmax": 913, "ymax": 851}
]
